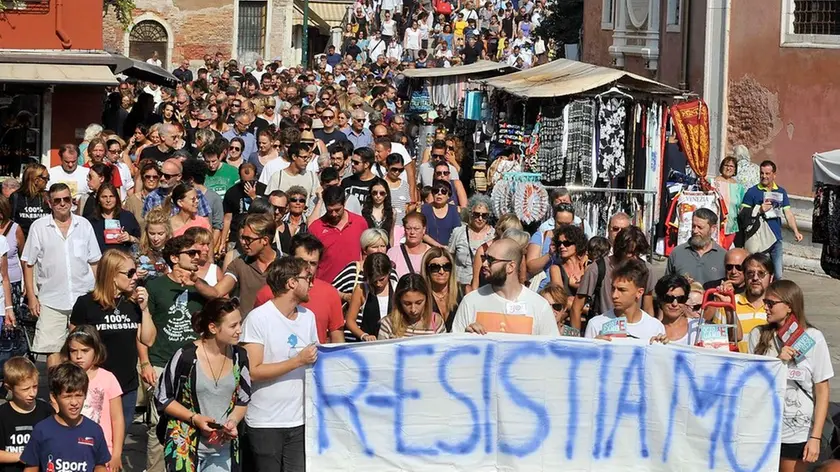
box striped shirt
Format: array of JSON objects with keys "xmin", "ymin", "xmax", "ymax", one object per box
[{"xmin": 378, "ymin": 313, "xmax": 446, "ymax": 340}]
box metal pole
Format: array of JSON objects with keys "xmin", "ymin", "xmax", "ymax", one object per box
[{"xmin": 302, "ymin": 0, "xmax": 310, "ymax": 67}]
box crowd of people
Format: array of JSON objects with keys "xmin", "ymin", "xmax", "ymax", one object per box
[
  {"xmin": 0, "ymin": 51, "xmax": 830, "ymax": 472},
  {"xmin": 335, "ymin": 0, "xmax": 553, "ymax": 69}
]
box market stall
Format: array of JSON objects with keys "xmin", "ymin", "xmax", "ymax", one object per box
[
  {"xmin": 812, "ymin": 150, "xmax": 840, "ymax": 278},
  {"xmin": 478, "ymin": 58, "xmax": 682, "ymax": 242}
]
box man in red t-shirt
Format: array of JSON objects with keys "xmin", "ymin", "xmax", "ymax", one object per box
[
  {"xmin": 308, "ymin": 186, "xmax": 368, "ymax": 282},
  {"xmin": 254, "ymin": 232, "xmax": 345, "ymax": 343}
]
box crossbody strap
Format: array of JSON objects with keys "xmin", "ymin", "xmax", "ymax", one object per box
[{"xmin": 400, "ymin": 244, "xmax": 416, "ymax": 274}]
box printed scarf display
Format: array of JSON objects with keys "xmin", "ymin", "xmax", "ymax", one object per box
[
  {"xmin": 597, "ymin": 97, "xmax": 627, "ymax": 181},
  {"xmin": 670, "ymin": 99, "xmax": 711, "ymax": 181},
  {"xmin": 567, "ymin": 100, "xmax": 595, "ymax": 186}
]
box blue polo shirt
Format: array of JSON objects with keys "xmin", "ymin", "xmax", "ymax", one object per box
[{"xmin": 742, "ymin": 182, "xmax": 791, "ymax": 241}]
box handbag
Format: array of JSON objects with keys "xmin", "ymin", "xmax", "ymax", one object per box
[
  {"xmin": 0, "ymin": 325, "xmax": 30, "ymax": 374},
  {"xmin": 744, "ymin": 206, "xmax": 776, "ymax": 254}
]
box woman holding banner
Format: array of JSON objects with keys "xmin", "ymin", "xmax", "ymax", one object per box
[
  {"xmin": 378, "ymin": 274, "xmax": 445, "ymax": 339},
  {"xmin": 748, "ymin": 280, "xmax": 833, "ymax": 470}
]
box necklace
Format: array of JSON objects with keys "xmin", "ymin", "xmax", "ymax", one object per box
[{"xmin": 201, "ymin": 340, "xmax": 228, "ymax": 388}]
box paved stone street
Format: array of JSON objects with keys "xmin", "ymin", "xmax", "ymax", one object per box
[{"xmin": 117, "ymin": 266, "xmax": 840, "ymax": 471}]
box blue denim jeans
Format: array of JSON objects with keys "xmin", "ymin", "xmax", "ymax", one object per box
[
  {"xmin": 765, "ymin": 240, "xmax": 784, "ymax": 280},
  {"xmin": 121, "ymin": 389, "xmax": 137, "ymax": 435}
]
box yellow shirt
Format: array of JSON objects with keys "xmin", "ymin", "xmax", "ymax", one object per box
[
  {"xmin": 713, "ymin": 293, "xmax": 767, "ymax": 352},
  {"xmin": 454, "ymin": 20, "xmax": 467, "ymax": 36}
]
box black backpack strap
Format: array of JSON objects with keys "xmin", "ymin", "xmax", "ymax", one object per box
[
  {"xmin": 401, "ymin": 244, "xmax": 416, "ymax": 274},
  {"xmin": 590, "ymin": 258, "xmax": 607, "ymax": 315}
]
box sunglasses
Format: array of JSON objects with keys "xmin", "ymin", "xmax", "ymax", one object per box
[
  {"xmin": 661, "ymin": 294, "xmax": 689, "ymax": 304},
  {"xmin": 725, "ymin": 264, "xmax": 743, "ymax": 272},
  {"xmin": 120, "ymin": 268, "xmax": 138, "ymax": 278},
  {"xmin": 481, "ymin": 254, "xmax": 511, "ymax": 265},
  {"xmin": 551, "ymin": 303, "xmax": 566, "ymax": 312},
  {"xmin": 289, "ymin": 197, "xmax": 306, "ymax": 204},
  {"xmin": 52, "ymin": 196, "xmax": 72, "ymax": 205},
  {"xmin": 472, "ymin": 212, "xmax": 489, "ymax": 220},
  {"xmin": 556, "ymin": 240, "xmax": 575, "ymax": 248},
  {"xmin": 688, "ymin": 303, "xmax": 702, "ymax": 312},
  {"xmin": 435, "ymin": 171, "xmax": 451, "ymax": 176},
  {"xmin": 433, "ymin": 188, "xmax": 450, "ymax": 195},
  {"xmin": 162, "ymin": 172, "xmax": 180, "ymax": 180},
  {"xmin": 351, "ymin": 159, "xmax": 363, "ymax": 165},
  {"xmin": 432, "ymin": 153, "xmax": 446, "ymax": 159},
  {"xmin": 180, "ymin": 249, "xmax": 202, "ymax": 257},
  {"xmin": 427, "ymin": 262, "xmax": 452, "ymax": 273},
  {"xmin": 272, "ymin": 205, "xmax": 287, "ymax": 213},
  {"xmin": 371, "ymin": 190, "xmax": 387, "ymax": 197},
  {"xmin": 389, "ymin": 166, "xmax": 405, "ymax": 173},
  {"xmin": 143, "ymin": 174, "xmax": 160, "ymax": 181},
  {"xmin": 322, "ymin": 115, "xmax": 335, "ymax": 119},
  {"xmin": 763, "ymin": 299, "xmax": 785, "ymax": 309},
  {"xmin": 232, "ymin": 103, "xmax": 242, "ymax": 107},
  {"xmin": 746, "ymin": 270, "xmax": 768, "ymax": 279},
  {"xmin": 230, "ymin": 146, "xmax": 242, "ymax": 151}
]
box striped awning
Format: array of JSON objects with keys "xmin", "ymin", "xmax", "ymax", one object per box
[{"xmin": 293, "ymin": 1, "xmax": 350, "ymax": 29}]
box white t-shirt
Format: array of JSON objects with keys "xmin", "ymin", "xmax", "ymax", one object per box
[
  {"xmin": 451, "ymin": 284, "xmax": 559, "ymax": 336},
  {"xmin": 265, "ymin": 169, "xmax": 319, "ymax": 200},
  {"xmin": 241, "ymin": 302, "xmax": 318, "ymax": 428},
  {"xmin": 114, "ymin": 161, "xmax": 134, "ymax": 201},
  {"xmin": 584, "ymin": 309, "xmax": 665, "ymax": 341},
  {"xmin": 48, "ymin": 165, "xmax": 90, "ymax": 201},
  {"xmin": 748, "ymin": 327, "xmax": 834, "ymax": 443},
  {"xmin": 381, "ymin": 19, "xmax": 397, "ymax": 36},
  {"xmin": 258, "ymin": 157, "xmax": 319, "ymax": 185}
]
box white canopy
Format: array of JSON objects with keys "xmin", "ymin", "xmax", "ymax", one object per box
[{"xmin": 813, "ymin": 149, "xmax": 840, "ymax": 186}]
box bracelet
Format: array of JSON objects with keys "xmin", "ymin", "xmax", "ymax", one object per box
[
  {"xmin": 811, "ymin": 436, "xmax": 822, "ymax": 441},
  {"xmin": 189, "ymin": 413, "xmax": 196, "ymax": 426},
  {"xmin": 4, "ymin": 306, "xmax": 11, "ymax": 311}
]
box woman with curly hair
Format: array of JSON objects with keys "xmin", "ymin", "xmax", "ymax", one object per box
[{"xmin": 548, "ymin": 224, "xmax": 587, "ymax": 296}]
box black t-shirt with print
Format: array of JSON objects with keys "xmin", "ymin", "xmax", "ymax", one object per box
[
  {"xmin": 139, "ymin": 145, "xmax": 173, "ymax": 163},
  {"xmin": 0, "ymin": 400, "xmax": 53, "ymax": 472},
  {"xmin": 223, "ymin": 181, "xmax": 268, "ymax": 243},
  {"xmin": 70, "ymin": 293, "xmax": 142, "ymax": 392}
]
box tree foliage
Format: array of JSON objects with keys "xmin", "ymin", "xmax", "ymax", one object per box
[
  {"xmin": 535, "ymin": 0, "xmax": 583, "ymax": 48},
  {"xmin": 103, "ymin": 0, "xmax": 136, "ymax": 29}
]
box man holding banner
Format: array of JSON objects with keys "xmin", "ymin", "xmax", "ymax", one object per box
[
  {"xmin": 452, "ymin": 238, "xmax": 558, "ymax": 336},
  {"xmin": 242, "ymin": 256, "xmax": 318, "ymax": 472}
]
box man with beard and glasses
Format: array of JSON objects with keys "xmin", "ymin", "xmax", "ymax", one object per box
[
  {"xmin": 308, "ymin": 186, "xmax": 368, "ymax": 282},
  {"xmin": 710, "ymin": 252, "xmax": 774, "ymax": 352},
  {"xmin": 665, "ymin": 208, "xmax": 725, "ymax": 285},
  {"xmin": 452, "ymin": 238, "xmax": 558, "ymax": 336},
  {"xmin": 242, "ymin": 256, "xmax": 317, "ymax": 472}
]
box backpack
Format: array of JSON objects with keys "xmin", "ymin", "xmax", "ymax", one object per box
[
  {"xmin": 585, "ymin": 258, "xmax": 607, "ymax": 317},
  {"xmin": 155, "ymin": 345, "xmax": 197, "ymax": 445}
]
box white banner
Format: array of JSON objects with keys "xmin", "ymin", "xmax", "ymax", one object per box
[{"xmin": 305, "ymin": 334, "xmax": 785, "ymax": 471}]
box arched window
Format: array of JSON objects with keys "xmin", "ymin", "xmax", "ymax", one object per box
[{"xmin": 129, "ymin": 20, "xmax": 169, "ymax": 67}]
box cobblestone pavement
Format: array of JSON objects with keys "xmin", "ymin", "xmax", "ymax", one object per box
[{"xmin": 117, "ymin": 266, "xmax": 840, "ymax": 471}]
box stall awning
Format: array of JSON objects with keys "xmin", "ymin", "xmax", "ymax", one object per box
[
  {"xmin": 481, "ymin": 58, "xmax": 679, "ymax": 98},
  {"xmin": 813, "ymin": 150, "xmax": 840, "ymax": 187},
  {"xmin": 110, "ymin": 54, "xmax": 180, "ymax": 87},
  {"xmin": 0, "ymin": 63, "xmax": 118, "ymax": 85},
  {"xmin": 402, "ymin": 60, "xmax": 514, "ymax": 78},
  {"xmin": 293, "ymin": 1, "xmax": 348, "ymax": 31}
]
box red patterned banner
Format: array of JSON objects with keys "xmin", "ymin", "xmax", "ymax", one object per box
[{"xmin": 670, "ymin": 99, "xmax": 711, "ymax": 181}]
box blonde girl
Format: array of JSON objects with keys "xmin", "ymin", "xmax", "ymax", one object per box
[{"xmin": 135, "ymin": 208, "xmax": 172, "ymax": 281}]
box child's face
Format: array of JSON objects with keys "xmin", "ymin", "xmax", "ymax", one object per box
[
  {"xmin": 68, "ymin": 340, "xmax": 96, "ymax": 372},
  {"xmin": 54, "ymin": 389, "xmax": 85, "ymax": 421},
  {"xmin": 10, "ymin": 376, "xmax": 38, "ymax": 407}
]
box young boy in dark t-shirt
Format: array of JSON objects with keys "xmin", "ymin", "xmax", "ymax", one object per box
[
  {"xmin": 21, "ymin": 363, "xmax": 110, "ymax": 472},
  {"xmin": 0, "ymin": 358, "xmax": 53, "ymax": 472}
]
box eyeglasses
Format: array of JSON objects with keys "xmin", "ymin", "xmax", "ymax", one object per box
[
  {"xmin": 556, "ymin": 240, "xmax": 575, "ymax": 248},
  {"xmin": 37, "ymin": 175, "xmax": 49, "ymax": 181},
  {"xmin": 551, "ymin": 303, "xmax": 566, "ymax": 312},
  {"xmin": 661, "ymin": 294, "xmax": 688, "ymax": 305},
  {"xmin": 725, "ymin": 264, "xmax": 743, "ymax": 272},
  {"xmin": 294, "ymin": 275, "xmax": 314, "ymax": 284},
  {"xmin": 688, "ymin": 303, "xmax": 702, "ymax": 312},
  {"xmin": 143, "ymin": 174, "xmax": 160, "ymax": 181},
  {"xmin": 289, "ymin": 197, "xmax": 306, "ymax": 204},
  {"xmin": 427, "ymin": 262, "xmax": 452, "ymax": 273},
  {"xmin": 481, "ymin": 254, "xmax": 512, "ymax": 265},
  {"xmin": 232, "ymin": 103, "xmax": 242, "ymax": 107},
  {"xmin": 161, "ymin": 172, "xmax": 180, "ymax": 180},
  {"xmin": 119, "ymin": 268, "xmax": 138, "ymax": 278},
  {"xmin": 746, "ymin": 270, "xmax": 768, "ymax": 280},
  {"xmin": 431, "ymin": 153, "xmax": 446, "ymax": 159},
  {"xmin": 108, "ymin": 148, "xmax": 121, "ymax": 154},
  {"xmin": 389, "ymin": 166, "xmax": 405, "ymax": 173},
  {"xmin": 239, "ymin": 234, "xmax": 264, "ymax": 245},
  {"xmin": 435, "ymin": 171, "xmax": 451, "ymax": 176},
  {"xmin": 472, "ymin": 212, "xmax": 489, "ymax": 220},
  {"xmin": 230, "ymin": 146, "xmax": 242, "ymax": 151},
  {"xmin": 371, "ymin": 190, "xmax": 387, "ymax": 197},
  {"xmin": 51, "ymin": 196, "xmax": 72, "ymax": 205},
  {"xmin": 763, "ymin": 299, "xmax": 785, "ymax": 309},
  {"xmin": 321, "ymin": 114, "xmax": 334, "ymax": 119},
  {"xmin": 272, "ymin": 205, "xmax": 287, "ymax": 213},
  {"xmin": 433, "ymin": 188, "xmax": 450, "ymax": 195},
  {"xmin": 179, "ymin": 249, "xmax": 202, "ymax": 257},
  {"xmin": 351, "ymin": 159, "xmax": 362, "ymax": 165}
]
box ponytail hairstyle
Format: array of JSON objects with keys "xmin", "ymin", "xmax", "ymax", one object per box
[
  {"xmin": 752, "ymin": 280, "xmax": 807, "ymax": 355},
  {"xmin": 163, "ymin": 182, "xmax": 195, "ymax": 216},
  {"xmin": 192, "ymin": 297, "xmax": 241, "ymax": 338}
]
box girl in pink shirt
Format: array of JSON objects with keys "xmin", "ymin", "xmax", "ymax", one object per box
[{"xmin": 62, "ymin": 325, "xmax": 124, "ymax": 471}]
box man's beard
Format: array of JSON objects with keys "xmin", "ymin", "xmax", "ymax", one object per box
[
  {"xmin": 747, "ymin": 284, "xmax": 765, "ymax": 298},
  {"xmin": 689, "ymin": 234, "xmax": 710, "ymax": 250},
  {"xmin": 486, "ymin": 265, "xmax": 507, "ymax": 287}
]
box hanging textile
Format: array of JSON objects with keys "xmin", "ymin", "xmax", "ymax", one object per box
[
  {"xmin": 597, "ymin": 97, "xmax": 627, "ymax": 181},
  {"xmin": 663, "ymin": 190, "xmax": 724, "ymax": 256},
  {"xmin": 536, "ymin": 115, "xmax": 565, "ymax": 182},
  {"xmin": 566, "ymin": 99, "xmax": 595, "ymax": 186},
  {"xmin": 669, "ymin": 99, "xmax": 711, "ymax": 182}
]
